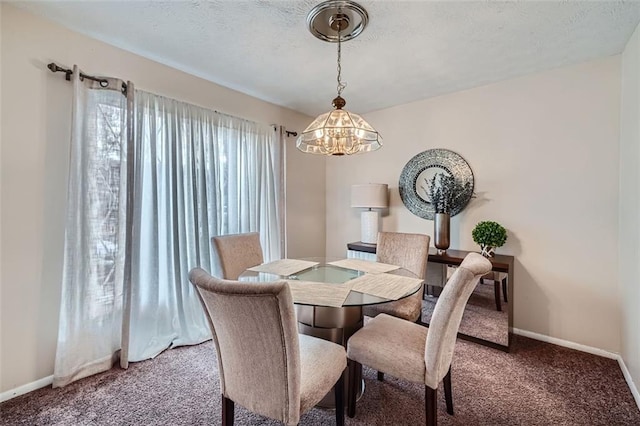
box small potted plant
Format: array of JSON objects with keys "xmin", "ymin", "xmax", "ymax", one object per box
[{"xmin": 471, "ymin": 221, "xmax": 507, "ymax": 257}]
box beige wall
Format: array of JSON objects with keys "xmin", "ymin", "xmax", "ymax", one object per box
[
  {"xmin": 0, "ymin": 4, "xmax": 325, "ymax": 393},
  {"xmin": 620, "ymin": 22, "xmax": 640, "ymax": 397},
  {"xmin": 326, "ymin": 57, "xmax": 622, "ymax": 352}
]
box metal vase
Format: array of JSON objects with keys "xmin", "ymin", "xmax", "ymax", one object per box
[{"xmin": 434, "ymin": 213, "xmax": 450, "ymax": 254}]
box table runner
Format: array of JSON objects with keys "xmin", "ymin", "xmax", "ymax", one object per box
[
  {"xmin": 328, "ymin": 258, "xmax": 400, "ymax": 274},
  {"xmin": 348, "ymin": 273, "xmax": 423, "ymax": 300},
  {"xmin": 285, "ymin": 281, "xmax": 351, "ymax": 308},
  {"xmin": 247, "ymin": 259, "xmax": 319, "ymax": 276}
]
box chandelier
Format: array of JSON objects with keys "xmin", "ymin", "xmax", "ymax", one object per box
[{"xmin": 297, "ymin": 0, "xmax": 382, "ymax": 156}]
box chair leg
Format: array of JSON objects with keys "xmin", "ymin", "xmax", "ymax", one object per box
[
  {"xmin": 334, "ymin": 371, "xmax": 345, "ymax": 426},
  {"xmin": 425, "ymin": 385, "xmax": 437, "ymax": 426},
  {"xmin": 494, "ymin": 280, "xmax": 502, "ymax": 311},
  {"xmin": 222, "ymin": 396, "xmax": 234, "ymax": 426},
  {"xmin": 377, "ymin": 371, "xmax": 384, "ymax": 381},
  {"xmin": 502, "ymin": 277, "xmax": 508, "ymax": 303},
  {"xmin": 347, "ymin": 360, "xmax": 359, "ymax": 418},
  {"xmin": 444, "ymin": 366, "xmax": 453, "ymax": 415}
]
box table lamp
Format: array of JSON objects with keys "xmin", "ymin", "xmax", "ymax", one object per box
[{"xmin": 351, "ymin": 183, "xmax": 389, "ymax": 244}]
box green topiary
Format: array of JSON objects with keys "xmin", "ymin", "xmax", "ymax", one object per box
[{"xmin": 471, "ymin": 221, "xmax": 507, "ymax": 257}]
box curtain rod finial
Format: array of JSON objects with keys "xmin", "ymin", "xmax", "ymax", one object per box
[{"xmin": 48, "ymin": 62, "xmax": 72, "ymax": 80}]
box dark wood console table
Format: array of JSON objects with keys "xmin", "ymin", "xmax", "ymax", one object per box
[{"xmin": 347, "ymin": 241, "xmax": 515, "ymax": 351}]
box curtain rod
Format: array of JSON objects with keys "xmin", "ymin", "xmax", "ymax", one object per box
[
  {"xmin": 47, "ymin": 62, "xmax": 128, "ymax": 94},
  {"xmin": 270, "ymin": 125, "xmax": 298, "ymax": 137},
  {"xmin": 49, "ymin": 62, "xmax": 297, "ymax": 133}
]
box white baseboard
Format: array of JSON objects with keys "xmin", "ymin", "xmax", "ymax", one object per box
[
  {"xmin": 617, "ymin": 356, "xmax": 640, "ymax": 409},
  {"xmin": 512, "ymin": 328, "xmax": 639, "ymax": 409},
  {"xmin": 0, "ymin": 375, "xmax": 53, "ymax": 403},
  {"xmin": 512, "ymin": 328, "xmax": 618, "ymax": 359}
]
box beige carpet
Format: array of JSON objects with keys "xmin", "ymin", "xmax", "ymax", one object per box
[{"xmin": 1, "ymin": 335, "xmax": 638, "ymax": 425}]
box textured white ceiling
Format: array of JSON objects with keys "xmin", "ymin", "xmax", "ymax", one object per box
[{"xmin": 13, "ymin": 0, "xmax": 640, "ymax": 116}]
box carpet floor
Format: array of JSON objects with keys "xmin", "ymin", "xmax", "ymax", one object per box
[{"xmin": 1, "ymin": 335, "xmax": 638, "ymax": 425}]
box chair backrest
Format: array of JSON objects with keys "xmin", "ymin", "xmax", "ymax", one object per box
[
  {"xmin": 211, "ymin": 232, "xmax": 264, "ymax": 280},
  {"xmin": 189, "ymin": 268, "xmax": 302, "ymax": 424},
  {"xmin": 376, "ymin": 232, "xmax": 430, "ymax": 279},
  {"xmin": 424, "ymin": 253, "xmax": 492, "ymax": 388}
]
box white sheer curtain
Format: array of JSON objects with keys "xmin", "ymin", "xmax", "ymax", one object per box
[
  {"xmin": 55, "ymin": 76, "xmax": 284, "ymax": 383},
  {"xmin": 126, "ymin": 91, "xmax": 284, "ymax": 361},
  {"xmin": 54, "ymin": 67, "xmax": 132, "ymax": 387}
]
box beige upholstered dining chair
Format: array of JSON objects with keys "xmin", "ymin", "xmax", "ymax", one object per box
[
  {"xmin": 189, "ymin": 268, "xmax": 347, "ymax": 426},
  {"xmin": 211, "ymin": 232, "xmax": 264, "ymax": 280},
  {"xmin": 346, "ymin": 253, "xmax": 492, "ymax": 426},
  {"xmin": 362, "ymin": 231, "xmax": 430, "ymax": 323},
  {"xmin": 363, "ymin": 232, "xmax": 435, "ymax": 390}
]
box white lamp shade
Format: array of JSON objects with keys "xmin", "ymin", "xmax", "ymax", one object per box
[{"xmin": 351, "ymin": 183, "xmax": 388, "ymax": 209}]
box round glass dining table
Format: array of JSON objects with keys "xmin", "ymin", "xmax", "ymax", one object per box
[
  {"xmin": 239, "ymin": 257, "xmax": 422, "ymax": 407},
  {"xmin": 239, "ymin": 257, "xmax": 421, "ymax": 305}
]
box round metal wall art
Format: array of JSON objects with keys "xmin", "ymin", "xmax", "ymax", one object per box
[{"xmin": 399, "ymin": 148, "xmax": 475, "ymax": 220}]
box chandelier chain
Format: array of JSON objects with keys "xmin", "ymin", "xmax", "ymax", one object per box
[{"xmin": 336, "ymin": 25, "xmax": 346, "ymax": 96}]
